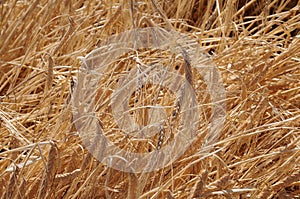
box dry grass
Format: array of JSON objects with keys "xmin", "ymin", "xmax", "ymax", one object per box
[{"xmin": 0, "ymin": 0, "xmax": 299, "ymax": 198}]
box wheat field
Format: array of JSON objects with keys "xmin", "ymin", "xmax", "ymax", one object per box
[{"xmin": 0, "ymin": 0, "xmax": 299, "ymax": 198}]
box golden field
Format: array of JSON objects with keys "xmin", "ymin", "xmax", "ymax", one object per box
[{"xmin": 0, "ymin": 0, "xmax": 299, "ymax": 198}]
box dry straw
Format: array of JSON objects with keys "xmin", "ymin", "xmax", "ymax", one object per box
[{"xmin": 0, "ymin": 0, "xmax": 299, "ymax": 198}]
